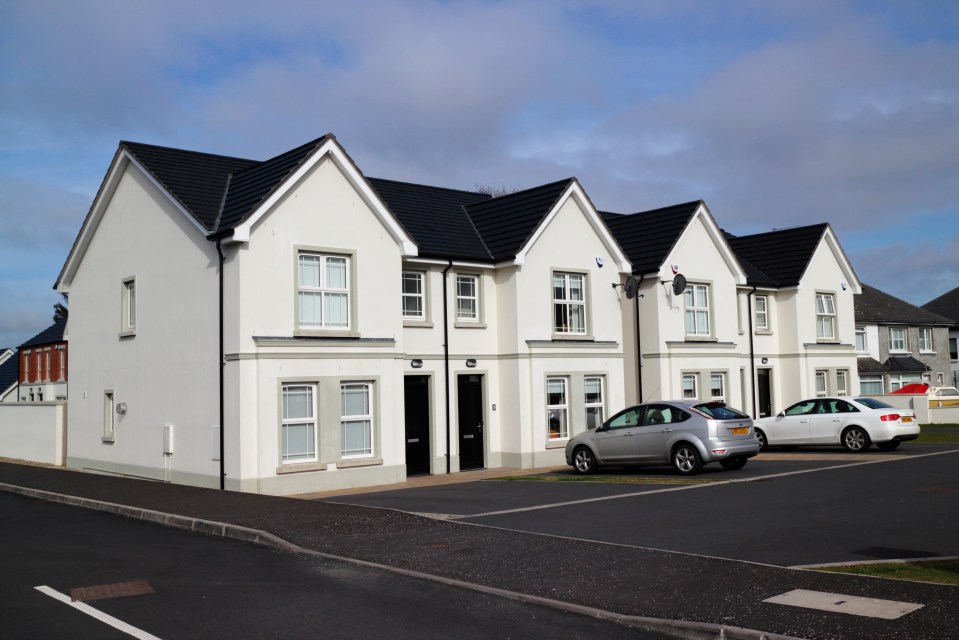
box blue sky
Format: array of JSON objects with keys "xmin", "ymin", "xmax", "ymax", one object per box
[{"xmin": 1, "ymin": 0, "xmax": 957, "ymax": 348}]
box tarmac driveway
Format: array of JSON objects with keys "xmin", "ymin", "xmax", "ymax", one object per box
[{"xmin": 326, "ymin": 445, "xmax": 959, "ymax": 568}]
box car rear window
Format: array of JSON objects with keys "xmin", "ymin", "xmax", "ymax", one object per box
[
  {"xmin": 692, "ymin": 402, "xmax": 749, "ymax": 420},
  {"xmin": 854, "ymin": 397, "xmax": 893, "ymax": 409}
]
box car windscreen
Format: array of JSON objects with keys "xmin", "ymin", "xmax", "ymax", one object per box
[
  {"xmin": 937, "ymin": 388, "xmax": 959, "ymax": 397},
  {"xmin": 693, "ymin": 403, "xmax": 749, "ymax": 420},
  {"xmin": 854, "ymin": 397, "xmax": 893, "ymax": 409}
]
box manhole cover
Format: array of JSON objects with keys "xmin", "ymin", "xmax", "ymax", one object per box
[{"xmin": 70, "ymin": 580, "xmax": 155, "ymax": 602}]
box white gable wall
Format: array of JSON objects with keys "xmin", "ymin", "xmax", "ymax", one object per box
[{"xmin": 66, "ymin": 164, "xmax": 221, "ymax": 484}]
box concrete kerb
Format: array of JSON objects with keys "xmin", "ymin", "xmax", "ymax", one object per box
[{"xmin": 0, "ymin": 482, "xmax": 802, "ymax": 640}]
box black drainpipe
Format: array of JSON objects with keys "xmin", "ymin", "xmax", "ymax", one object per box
[
  {"xmin": 216, "ymin": 239, "xmax": 226, "ymax": 490},
  {"xmin": 442, "ymin": 260, "xmax": 453, "ymax": 474},
  {"xmin": 634, "ymin": 274, "xmax": 644, "ymax": 403},
  {"xmin": 747, "ymin": 285, "xmax": 757, "ymax": 418}
]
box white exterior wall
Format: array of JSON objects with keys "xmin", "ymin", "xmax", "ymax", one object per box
[
  {"xmin": 0, "ymin": 402, "xmax": 66, "ymax": 465},
  {"xmin": 66, "ymin": 165, "xmax": 221, "ymax": 485}
]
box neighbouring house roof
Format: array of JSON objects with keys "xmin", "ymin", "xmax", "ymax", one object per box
[
  {"xmin": 857, "ymin": 357, "xmax": 889, "ymax": 373},
  {"xmin": 18, "ymin": 318, "xmax": 67, "ymax": 349},
  {"xmin": 923, "ymin": 285, "xmax": 959, "ymax": 326},
  {"xmin": 725, "ymin": 224, "xmax": 829, "ymax": 287},
  {"xmin": 884, "ymin": 355, "xmax": 931, "ymax": 372},
  {"xmin": 601, "ymin": 201, "xmax": 701, "ymax": 275},
  {"xmin": 0, "ymin": 351, "xmax": 18, "ymax": 398},
  {"xmin": 855, "ymin": 284, "xmax": 953, "ymax": 326}
]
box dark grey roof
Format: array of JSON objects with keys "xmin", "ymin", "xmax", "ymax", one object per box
[
  {"xmin": 922, "ymin": 285, "xmax": 959, "ymax": 326},
  {"xmin": 122, "ymin": 141, "xmax": 258, "ymax": 232},
  {"xmin": 855, "ymin": 284, "xmax": 953, "ymax": 325},
  {"xmin": 465, "ymin": 179, "xmax": 573, "ymax": 261},
  {"xmin": 0, "ymin": 351, "xmax": 18, "ymax": 396},
  {"xmin": 19, "ymin": 318, "xmax": 67, "ymax": 349},
  {"xmin": 601, "ymin": 201, "xmax": 702, "ymax": 275},
  {"xmin": 857, "ymin": 357, "xmax": 889, "ymax": 373},
  {"xmin": 726, "ymin": 224, "xmax": 828, "ymax": 287},
  {"xmin": 368, "ymin": 178, "xmax": 492, "ymax": 261},
  {"xmin": 884, "ymin": 355, "xmax": 930, "ymax": 372}
]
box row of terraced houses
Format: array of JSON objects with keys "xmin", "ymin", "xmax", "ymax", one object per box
[{"xmin": 36, "ymin": 134, "xmax": 957, "ymax": 494}]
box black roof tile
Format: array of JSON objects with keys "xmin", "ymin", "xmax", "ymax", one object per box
[
  {"xmin": 855, "ymin": 284, "xmax": 953, "ymax": 325},
  {"xmin": 725, "ymin": 224, "xmax": 828, "ymax": 287},
  {"xmin": 602, "ymin": 201, "xmax": 701, "ymax": 275},
  {"xmin": 19, "ymin": 318, "xmax": 67, "ymax": 349},
  {"xmin": 465, "ymin": 179, "xmax": 573, "ymax": 261},
  {"xmin": 857, "ymin": 357, "xmax": 889, "ymax": 373},
  {"xmin": 922, "ymin": 285, "xmax": 959, "ymax": 326},
  {"xmin": 121, "ymin": 142, "xmax": 258, "ymax": 231},
  {"xmin": 0, "ymin": 351, "xmax": 18, "ymax": 395},
  {"xmin": 368, "ymin": 178, "xmax": 492, "ymax": 260},
  {"xmin": 884, "ymin": 355, "xmax": 931, "ymax": 372}
]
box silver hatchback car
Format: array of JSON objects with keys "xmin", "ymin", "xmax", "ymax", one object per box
[{"xmin": 565, "ymin": 401, "xmax": 760, "ymax": 475}]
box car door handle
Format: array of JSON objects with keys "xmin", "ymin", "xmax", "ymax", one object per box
[
  {"xmin": 623, "ymin": 432, "xmax": 634, "ymax": 437},
  {"xmin": 662, "ymin": 428, "xmax": 672, "ymax": 433}
]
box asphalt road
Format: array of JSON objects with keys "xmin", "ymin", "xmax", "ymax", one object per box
[
  {"xmin": 330, "ymin": 445, "xmax": 959, "ymax": 567},
  {"xmin": 1, "ymin": 491, "xmax": 678, "ymax": 640}
]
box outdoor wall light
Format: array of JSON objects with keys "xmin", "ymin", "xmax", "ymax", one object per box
[
  {"xmin": 761, "ymin": 357, "xmax": 769, "ymax": 365},
  {"xmin": 465, "ymin": 359, "xmax": 477, "ymax": 368},
  {"xmin": 411, "ymin": 359, "xmax": 423, "ymax": 369}
]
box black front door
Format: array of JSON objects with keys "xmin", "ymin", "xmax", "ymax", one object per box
[
  {"xmin": 757, "ymin": 369, "xmax": 772, "ymax": 418},
  {"xmin": 457, "ymin": 374, "xmax": 484, "ymax": 470},
  {"xmin": 404, "ymin": 376, "xmax": 431, "ymax": 476}
]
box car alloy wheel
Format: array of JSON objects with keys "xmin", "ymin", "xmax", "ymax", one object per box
[
  {"xmin": 672, "ymin": 444, "xmax": 702, "ymax": 475},
  {"xmin": 572, "ymin": 446, "xmax": 597, "ymax": 474},
  {"xmin": 842, "ymin": 426, "xmax": 870, "ymax": 452},
  {"xmin": 754, "ymin": 429, "xmax": 768, "ymax": 451}
]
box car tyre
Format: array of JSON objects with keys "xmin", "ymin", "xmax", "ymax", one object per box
[
  {"xmin": 841, "ymin": 426, "xmax": 871, "ymax": 452},
  {"xmin": 877, "ymin": 440, "xmax": 901, "ymax": 451},
  {"xmin": 719, "ymin": 456, "xmax": 748, "ymax": 471},
  {"xmin": 754, "ymin": 428, "xmax": 768, "ymax": 451},
  {"xmin": 672, "ymin": 444, "xmax": 703, "ymax": 475},
  {"xmin": 572, "ymin": 446, "xmax": 597, "ymax": 475}
]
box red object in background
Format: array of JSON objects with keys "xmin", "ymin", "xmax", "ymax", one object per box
[{"xmin": 892, "ymin": 383, "xmax": 929, "ymax": 394}]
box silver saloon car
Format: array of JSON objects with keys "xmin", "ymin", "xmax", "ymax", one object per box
[{"xmin": 565, "ymin": 401, "xmax": 761, "ymax": 476}]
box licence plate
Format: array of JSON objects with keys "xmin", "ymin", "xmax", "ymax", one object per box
[
  {"xmin": 731, "ymin": 427, "xmax": 749, "ymax": 435},
  {"xmin": 902, "ymin": 416, "xmax": 913, "ymax": 423}
]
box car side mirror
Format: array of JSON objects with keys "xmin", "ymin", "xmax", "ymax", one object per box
[{"xmin": 777, "ymin": 411, "xmax": 785, "ymax": 418}]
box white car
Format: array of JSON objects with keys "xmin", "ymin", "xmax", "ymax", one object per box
[{"xmin": 753, "ymin": 396, "xmax": 920, "ymax": 452}]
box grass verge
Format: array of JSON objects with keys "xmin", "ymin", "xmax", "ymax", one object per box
[
  {"xmin": 818, "ymin": 559, "xmax": 959, "ymax": 586},
  {"xmin": 916, "ymin": 430, "xmax": 959, "ymax": 443}
]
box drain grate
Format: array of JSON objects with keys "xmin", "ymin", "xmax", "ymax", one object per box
[{"xmin": 70, "ymin": 580, "xmax": 155, "ymax": 602}]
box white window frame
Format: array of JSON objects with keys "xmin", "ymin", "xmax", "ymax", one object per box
[
  {"xmin": 836, "ymin": 370, "xmax": 848, "ymax": 395},
  {"xmin": 546, "ymin": 376, "xmax": 569, "ymax": 440},
  {"xmin": 682, "ymin": 373, "xmax": 698, "ymax": 400},
  {"xmin": 889, "ymin": 327, "xmax": 907, "ymax": 352},
  {"xmin": 103, "ymin": 391, "xmax": 115, "ymax": 441},
  {"xmin": 341, "ymin": 382, "xmax": 374, "ymax": 458},
  {"xmin": 919, "ymin": 327, "xmax": 933, "ymax": 353},
  {"xmin": 297, "ymin": 251, "xmax": 351, "ymax": 330},
  {"xmin": 754, "ymin": 295, "xmax": 768, "ymax": 330},
  {"xmin": 710, "ymin": 372, "xmax": 726, "ymax": 403},
  {"xmin": 552, "ymin": 271, "xmax": 587, "ymax": 335},
  {"xmin": 815, "ymin": 293, "xmax": 836, "ymax": 340},
  {"xmin": 815, "ymin": 371, "xmax": 828, "ymax": 397},
  {"xmin": 859, "ymin": 376, "xmax": 884, "ymax": 395},
  {"xmin": 58, "ymin": 347, "xmax": 65, "ymax": 381},
  {"xmin": 455, "ymin": 273, "xmax": 480, "ymax": 323},
  {"xmin": 584, "ymin": 376, "xmax": 605, "ymax": 430},
  {"xmin": 44, "ymin": 349, "xmax": 50, "ymax": 382},
  {"xmin": 855, "ymin": 328, "xmax": 867, "ymax": 353},
  {"xmin": 684, "ymin": 284, "xmax": 710, "ymax": 337},
  {"xmin": 281, "ymin": 383, "xmax": 318, "ymax": 464},
  {"xmin": 121, "ymin": 276, "xmax": 136, "ymax": 336},
  {"xmin": 35, "ymin": 351, "xmax": 42, "ymax": 383},
  {"xmin": 23, "ymin": 350, "xmax": 29, "ymax": 383},
  {"xmin": 401, "ymin": 270, "xmax": 426, "ymax": 321}
]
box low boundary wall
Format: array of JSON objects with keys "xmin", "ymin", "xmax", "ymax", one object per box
[{"xmin": 0, "ymin": 402, "xmax": 66, "ymax": 465}]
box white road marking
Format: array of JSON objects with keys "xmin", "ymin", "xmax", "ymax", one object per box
[
  {"xmin": 764, "ymin": 588, "xmax": 924, "ymax": 619},
  {"xmin": 34, "ymin": 586, "xmax": 162, "ymax": 640},
  {"xmin": 459, "ymin": 449, "xmax": 959, "ymax": 519}
]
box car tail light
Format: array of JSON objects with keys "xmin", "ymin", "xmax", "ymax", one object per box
[{"xmin": 880, "ymin": 414, "xmax": 901, "ymax": 422}]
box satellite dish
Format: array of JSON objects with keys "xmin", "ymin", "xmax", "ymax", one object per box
[
  {"xmin": 672, "ymin": 274, "xmax": 687, "ymax": 296},
  {"xmin": 624, "ymin": 276, "xmax": 638, "ymax": 299}
]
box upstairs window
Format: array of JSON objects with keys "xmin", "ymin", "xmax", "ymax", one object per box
[
  {"xmin": 401, "ymin": 271, "xmax": 425, "ymax": 320},
  {"xmin": 889, "ymin": 327, "xmax": 907, "ymax": 352},
  {"xmin": 553, "ymin": 272, "xmax": 586, "ymax": 334},
  {"xmin": 815, "ymin": 293, "xmax": 835, "ymax": 340},
  {"xmin": 685, "ymin": 284, "xmax": 710, "ymax": 336},
  {"xmin": 298, "ymin": 252, "xmax": 350, "ymax": 329},
  {"xmin": 121, "ymin": 277, "xmax": 136, "ymax": 335},
  {"xmin": 754, "ymin": 295, "xmax": 768, "ymax": 330},
  {"xmin": 919, "ymin": 327, "xmax": 933, "ymax": 353},
  {"xmin": 456, "ymin": 274, "xmax": 479, "ymax": 322},
  {"xmin": 855, "ymin": 328, "xmax": 867, "ymax": 352}
]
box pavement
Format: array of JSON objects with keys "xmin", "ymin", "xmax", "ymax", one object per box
[{"xmin": 2, "ymin": 459, "xmax": 957, "ymax": 640}]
